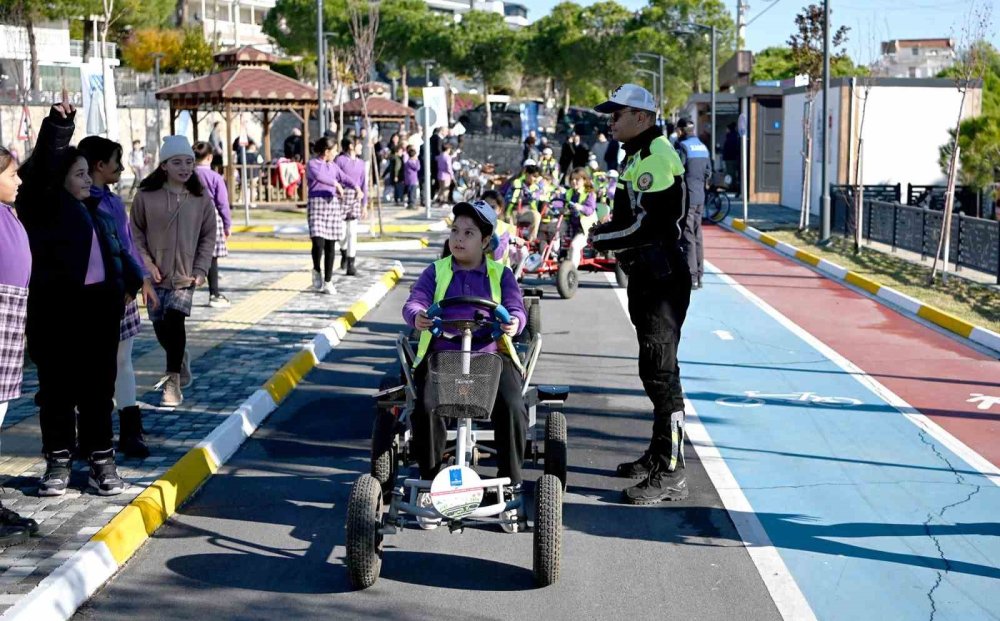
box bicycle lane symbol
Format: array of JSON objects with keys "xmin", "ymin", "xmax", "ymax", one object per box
[{"xmin": 715, "ymin": 391, "xmax": 864, "ymax": 409}]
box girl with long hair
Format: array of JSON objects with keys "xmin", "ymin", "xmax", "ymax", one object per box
[
  {"xmin": 131, "ymin": 136, "xmax": 216, "ymax": 408},
  {"xmin": 334, "ymin": 138, "xmax": 368, "ymax": 276},
  {"xmin": 564, "ymin": 167, "xmax": 598, "ymax": 268},
  {"xmin": 306, "ymin": 136, "xmax": 351, "ymax": 294}
]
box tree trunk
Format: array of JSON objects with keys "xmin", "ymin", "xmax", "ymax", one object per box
[
  {"xmin": 26, "ymin": 14, "xmax": 39, "ymax": 92},
  {"xmin": 563, "ymin": 81, "xmax": 570, "ymax": 113},
  {"xmin": 931, "ymin": 88, "xmax": 969, "ymax": 282},
  {"xmin": 176, "ymin": 0, "xmax": 189, "ymax": 28},
  {"xmin": 99, "ymin": 2, "xmax": 113, "ymax": 137},
  {"xmin": 401, "ymin": 64, "xmax": 409, "ymax": 107},
  {"xmin": 484, "ymin": 82, "xmax": 492, "ymax": 130}
]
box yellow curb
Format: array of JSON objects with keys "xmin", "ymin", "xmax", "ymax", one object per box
[
  {"xmin": 917, "ymin": 305, "xmax": 975, "ymax": 338},
  {"xmin": 844, "ymin": 272, "xmax": 882, "ymax": 295},
  {"xmin": 758, "ymin": 233, "xmax": 779, "ymax": 247},
  {"xmin": 228, "ymin": 239, "xmax": 313, "ymax": 251},
  {"xmin": 795, "ymin": 250, "xmax": 821, "ymax": 266},
  {"xmin": 231, "ymin": 225, "xmax": 278, "ymax": 234},
  {"xmin": 89, "ymin": 264, "xmax": 404, "ymax": 571},
  {"xmin": 92, "ymin": 447, "xmax": 218, "ymax": 564},
  {"xmin": 376, "ymin": 222, "xmax": 444, "ymax": 234},
  {"xmin": 420, "ymin": 237, "xmax": 429, "ymax": 247},
  {"xmin": 732, "ymin": 219, "xmax": 747, "ymax": 231},
  {"xmin": 264, "ymin": 348, "xmax": 319, "ymax": 404}
]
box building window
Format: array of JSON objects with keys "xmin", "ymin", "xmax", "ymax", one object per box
[
  {"xmin": 909, "ymin": 67, "xmax": 918, "ymax": 78},
  {"xmin": 911, "ymin": 47, "xmax": 919, "ymax": 56},
  {"xmin": 39, "ymin": 66, "xmax": 81, "ymax": 93}
]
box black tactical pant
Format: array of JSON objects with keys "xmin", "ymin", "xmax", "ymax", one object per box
[
  {"xmin": 627, "ymin": 265, "xmax": 691, "ymax": 471},
  {"xmin": 680, "ymin": 202, "xmax": 704, "ymax": 285}
]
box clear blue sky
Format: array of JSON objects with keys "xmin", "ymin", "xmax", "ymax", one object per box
[{"xmin": 526, "ymin": 0, "xmax": 1000, "ymax": 61}]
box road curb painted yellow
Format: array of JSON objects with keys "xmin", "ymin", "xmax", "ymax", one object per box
[
  {"xmin": 228, "ymin": 238, "xmax": 429, "ymax": 252},
  {"xmin": 727, "ymin": 218, "xmax": 1000, "ymax": 355},
  {"xmin": 1, "ymin": 263, "xmax": 406, "ymax": 621}
]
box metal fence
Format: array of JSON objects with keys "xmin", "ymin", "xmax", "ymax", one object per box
[
  {"xmin": 905, "ymin": 183, "xmax": 983, "ymax": 217},
  {"xmin": 831, "ymin": 196, "xmax": 1000, "ymax": 282}
]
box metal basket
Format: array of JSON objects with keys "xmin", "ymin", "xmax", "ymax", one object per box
[{"xmin": 427, "ymin": 351, "xmax": 503, "ymax": 420}]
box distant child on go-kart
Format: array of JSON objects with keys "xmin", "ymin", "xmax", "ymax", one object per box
[{"xmin": 403, "ymin": 201, "xmax": 529, "ymax": 488}]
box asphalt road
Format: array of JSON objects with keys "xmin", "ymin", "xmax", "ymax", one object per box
[{"xmin": 75, "ymin": 246, "xmax": 780, "ymax": 621}]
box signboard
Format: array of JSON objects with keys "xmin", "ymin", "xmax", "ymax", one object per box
[
  {"xmin": 421, "ymin": 86, "xmax": 448, "ymax": 130},
  {"xmin": 415, "ymin": 106, "xmax": 437, "ymax": 129}
]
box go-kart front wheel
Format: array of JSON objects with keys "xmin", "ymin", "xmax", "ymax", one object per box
[
  {"xmin": 346, "ymin": 475, "xmax": 384, "ymax": 590},
  {"xmin": 370, "ymin": 409, "xmax": 398, "ymax": 497},
  {"xmin": 533, "ymin": 474, "xmax": 563, "ymax": 586},
  {"xmin": 544, "ymin": 412, "xmax": 567, "ymax": 490},
  {"xmin": 556, "ymin": 261, "xmax": 578, "ymax": 299}
]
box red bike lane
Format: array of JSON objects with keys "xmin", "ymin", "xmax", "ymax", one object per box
[{"xmin": 702, "ymin": 225, "xmax": 1000, "ymax": 469}]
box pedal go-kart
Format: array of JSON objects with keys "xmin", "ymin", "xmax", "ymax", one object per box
[
  {"xmin": 512, "ymin": 202, "xmax": 627, "ymax": 299},
  {"xmin": 347, "ymin": 296, "xmax": 569, "ymax": 589}
]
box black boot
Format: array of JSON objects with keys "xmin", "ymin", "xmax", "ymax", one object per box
[
  {"xmin": 346, "ymin": 256, "xmax": 357, "ymax": 276},
  {"xmin": 118, "ymin": 406, "xmax": 150, "ymax": 459},
  {"xmin": 0, "ymin": 501, "xmax": 38, "ymax": 539},
  {"xmin": 615, "ymin": 451, "xmax": 655, "ymax": 479},
  {"xmin": 622, "ymin": 466, "xmax": 688, "ymax": 505},
  {"xmin": 341, "ymin": 249, "xmax": 348, "ymax": 271}
]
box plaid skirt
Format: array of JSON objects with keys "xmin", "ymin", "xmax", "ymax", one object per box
[
  {"xmin": 342, "ymin": 187, "xmax": 362, "ymax": 221},
  {"xmin": 0, "ymin": 284, "xmax": 28, "ymax": 402},
  {"xmin": 147, "ymin": 286, "xmax": 195, "ymax": 322},
  {"xmin": 308, "ymin": 194, "xmax": 347, "ymax": 241},
  {"xmin": 119, "ymin": 299, "xmax": 142, "ymax": 341},
  {"xmin": 213, "ymin": 211, "xmax": 228, "ymax": 258}
]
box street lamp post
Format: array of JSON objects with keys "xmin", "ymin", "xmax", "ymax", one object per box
[
  {"xmin": 423, "ymin": 60, "xmax": 435, "ymax": 87},
  {"xmin": 316, "ymin": 0, "xmax": 326, "ymax": 135},
  {"xmin": 820, "ymin": 0, "xmax": 832, "ymax": 242},
  {"xmin": 634, "ymin": 52, "xmax": 665, "ymax": 119},
  {"xmin": 635, "ymin": 68, "xmax": 659, "ymax": 109},
  {"xmin": 677, "ymin": 23, "xmax": 722, "ymax": 170},
  {"xmin": 151, "ymin": 52, "xmax": 165, "ymax": 159}
]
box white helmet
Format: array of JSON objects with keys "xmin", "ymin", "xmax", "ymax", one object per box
[
  {"xmin": 542, "ymin": 147, "xmax": 553, "ymax": 156},
  {"xmin": 608, "ymin": 169, "xmax": 619, "ymax": 178},
  {"xmin": 523, "ymin": 158, "xmax": 537, "ymax": 167}
]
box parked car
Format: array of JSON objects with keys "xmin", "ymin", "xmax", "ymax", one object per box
[
  {"xmin": 458, "ymin": 101, "xmax": 524, "ymax": 137},
  {"xmin": 554, "ymin": 106, "xmax": 610, "ymax": 143}
]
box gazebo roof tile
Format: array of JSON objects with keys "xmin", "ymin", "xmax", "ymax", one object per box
[
  {"xmin": 339, "ymin": 96, "xmax": 415, "ymax": 118},
  {"xmin": 156, "ymin": 67, "xmax": 317, "ymax": 105}
]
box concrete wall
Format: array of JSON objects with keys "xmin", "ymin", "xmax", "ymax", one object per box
[{"xmin": 781, "ymin": 88, "xmax": 841, "ymax": 215}]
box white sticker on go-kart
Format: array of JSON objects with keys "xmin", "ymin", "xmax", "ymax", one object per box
[{"xmin": 430, "ymin": 466, "xmax": 484, "ymax": 519}]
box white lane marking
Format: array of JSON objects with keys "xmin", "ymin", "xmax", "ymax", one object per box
[
  {"xmin": 602, "ymin": 272, "xmax": 817, "ymax": 621},
  {"xmin": 713, "ymin": 330, "xmax": 734, "ymax": 340},
  {"xmin": 704, "ymin": 260, "xmax": 1000, "ymax": 487}
]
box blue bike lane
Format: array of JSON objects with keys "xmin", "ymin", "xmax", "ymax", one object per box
[{"xmin": 610, "ymin": 265, "xmax": 1000, "ymax": 621}]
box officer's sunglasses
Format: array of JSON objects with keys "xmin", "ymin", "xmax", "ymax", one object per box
[{"xmin": 610, "ymin": 109, "xmax": 637, "ymax": 123}]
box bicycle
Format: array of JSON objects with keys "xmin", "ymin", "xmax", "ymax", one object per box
[{"xmin": 704, "ymin": 180, "xmax": 732, "ymax": 224}]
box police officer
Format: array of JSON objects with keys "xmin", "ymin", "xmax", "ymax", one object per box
[
  {"xmin": 589, "ymin": 84, "xmax": 692, "ymax": 504},
  {"xmin": 675, "ymin": 118, "xmax": 711, "ymax": 290}
]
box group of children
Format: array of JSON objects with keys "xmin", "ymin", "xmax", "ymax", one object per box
[{"xmin": 0, "ymin": 104, "xmax": 232, "ymax": 545}]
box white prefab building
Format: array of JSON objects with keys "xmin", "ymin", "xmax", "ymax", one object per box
[{"xmin": 781, "ymin": 78, "xmax": 982, "ymax": 215}]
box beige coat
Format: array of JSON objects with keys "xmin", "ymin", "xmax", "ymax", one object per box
[{"xmin": 130, "ymin": 187, "xmax": 216, "ymax": 290}]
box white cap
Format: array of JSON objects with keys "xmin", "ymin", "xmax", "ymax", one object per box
[
  {"xmin": 523, "ymin": 158, "xmax": 537, "ymax": 167},
  {"xmin": 595, "ymin": 83, "xmax": 657, "ymax": 113},
  {"xmin": 159, "ymin": 135, "xmax": 194, "ymax": 161},
  {"xmin": 542, "ymin": 147, "xmax": 553, "ymax": 156}
]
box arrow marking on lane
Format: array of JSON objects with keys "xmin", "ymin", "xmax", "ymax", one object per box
[{"xmin": 967, "ymin": 393, "xmax": 1000, "ymax": 411}]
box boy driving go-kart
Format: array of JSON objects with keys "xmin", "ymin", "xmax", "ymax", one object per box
[{"xmin": 404, "ymin": 201, "xmax": 529, "ymax": 490}]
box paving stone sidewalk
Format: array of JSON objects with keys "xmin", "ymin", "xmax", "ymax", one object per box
[{"xmin": 0, "ymin": 249, "xmax": 397, "ymax": 611}]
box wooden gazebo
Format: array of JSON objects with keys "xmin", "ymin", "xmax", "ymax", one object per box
[
  {"xmin": 156, "ymin": 46, "xmax": 318, "ymax": 203},
  {"xmin": 339, "ymin": 96, "xmax": 417, "ymax": 123}
]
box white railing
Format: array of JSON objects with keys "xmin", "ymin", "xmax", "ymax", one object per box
[{"xmin": 69, "ymin": 40, "xmax": 117, "ymax": 59}]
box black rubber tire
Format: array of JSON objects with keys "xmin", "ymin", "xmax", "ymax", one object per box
[
  {"xmin": 533, "ymin": 474, "xmax": 563, "ymax": 587},
  {"xmin": 527, "ymin": 298, "xmax": 542, "ymax": 339},
  {"xmin": 544, "ymin": 412, "xmax": 568, "ymax": 491},
  {"xmin": 370, "ymin": 409, "xmax": 398, "ymax": 496},
  {"xmin": 614, "ymin": 263, "xmax": 628, "ymax": 288},
  {"xmin": 555, "ymin": 261, "xmax": 578, "ymax": 299},
  {"xmin": 346, "ymin": 475, "xmax": 383, "ymax": 590}
]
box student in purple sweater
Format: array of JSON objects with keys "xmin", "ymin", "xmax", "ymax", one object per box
[
  {"xmin": 193, "ymin": 142, "xmax": 232, "ymax": 308},
  {"xmin": 79, "ymin": 136, "xmax": 158, "ymax": 459},
  {"xmin": 306, "ymin": 137, "xmax": 350, "ymax": 294},
  {"xmin": 435, "ymin": 143, "xmax": 454, "ymax": 205},
  {"xmin": 334, "ymin": 138, "xmax": 368, "ymax": 276},
  {"xmin": 404, "ymin": 146, "xmax": 421, "ymax": 208},
  {"xmin": 0, "ymin": 145, "xmax": 40, "ymax": 544}
]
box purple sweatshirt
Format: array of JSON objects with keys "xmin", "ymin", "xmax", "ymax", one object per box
[
  {"xmin": 0, "ymin": 203, "xmax": 30, "ymax": 288},
  {"xmin": 334, "ymin": 154, "xmax": 368, "ymax": 206},
  {"xmin": 403, "ymin": 258, "xmax": 526, "ymax": 355},
  {"xmin": 436, "ymin": 152, "xmax": 453, "ymax": 181},
  {"xmin": 91, "ymin": 185, "xmax": 148, "ymax": 277},
  {"xmin": 404, "ymin": 157, "xmax": 421, "ymax": 186},
  {"xmin": 307, "ymin": 157, "xmax": 352, "ymax": 198},
  {"xmin": 195, "ymin": 165, "xmax": 232, "ymax": 233}
]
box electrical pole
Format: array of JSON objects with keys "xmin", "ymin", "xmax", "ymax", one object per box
[
  {"xmin": 152, "ymin": 53, "xmax": 165, "ymax": 159},
  {"xmin": 658, "ymin": 54, "xmax": 664, "ymax": 121},
  {"xmin": 737, "ymin": 0, "xmax": 748, "ymax": 49},
  {"xmin": 710, "ymin": 25, "xmax": 717, "ymax": 170},
  {"xmin": 820, "ymin": 0, "xmax": 831, "ymax": 242},
  {"xmin": 316, "ymin": 0, "xmax": 326, "ymax": 135}
]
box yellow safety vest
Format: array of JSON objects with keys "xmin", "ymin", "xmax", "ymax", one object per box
[
  {"xmin": 413, "ymin": 256, "xmax": 524, "ymax": 373},
  {"xmin": 493, "ymin": 219, "xmax": 515, "ymax": 266}
]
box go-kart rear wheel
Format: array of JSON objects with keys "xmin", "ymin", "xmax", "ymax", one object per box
[
  {"xmin": 346, "ymin": 475, "xmax": 384, "ymax": 590},
  {"xmin": 614, "ymin": 262, "xmax": 628, "ymax": 288},
  {"xmin": 533, "ymin": 474, "xmax": 563, "ymax": 586},
  {"xmin": 527, "ymin": 297, "xmax": 542, "ymax": 340},
  {"xmin": 556, "ymin": 261, "xmax": 578, "ymax": 299},
  {"xmin": 370, "ymin": 409, "xmax": 398, "ymax": 497},
  {"xmin": 544, "ymin": 412, "xmax": 567, "ymax": 491}
]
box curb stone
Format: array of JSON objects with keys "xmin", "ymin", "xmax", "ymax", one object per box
[
  {"xmin": 0, "ymin": 262, "xmax": 406, "ymax": 621},
  {"xmin": 727, "ymin": 218, "xmax": 1000, "ymax": 356}
]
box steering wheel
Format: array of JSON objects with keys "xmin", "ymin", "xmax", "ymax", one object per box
[{"xmin": 425, "ymin": 296, "xmax": 512, "ymax": 341}]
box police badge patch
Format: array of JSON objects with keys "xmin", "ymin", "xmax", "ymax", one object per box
[{"xmin": 637, "ymin": 172, "xmax": 654, "ymax": 191}]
